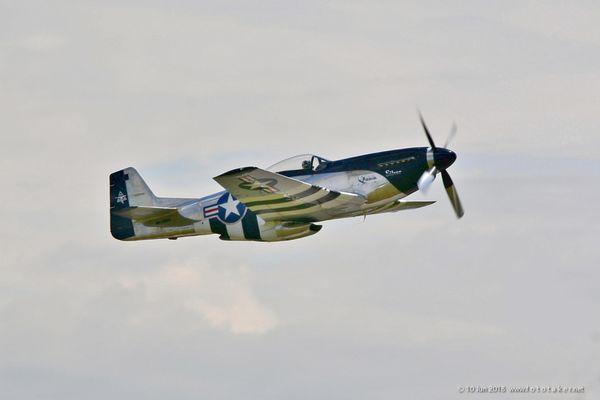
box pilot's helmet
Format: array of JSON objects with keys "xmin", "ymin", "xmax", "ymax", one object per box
[{"xmin": 301, "ymin": 160, "xmax": 311, "ymax": 169}]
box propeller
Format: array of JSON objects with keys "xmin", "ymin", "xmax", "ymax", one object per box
[
  {"xmin": 419, "ymin": 111, "xmax": 436, "ymax": 149},
  {"xmin": 417, "ymin": 111, "xmax": 464, "ymax": 219},
  {"xmin": 444, "ymin": 122, "xmax": 457, "ymax": 148},
  {"xmin": 417, "ymin": 166, "xmax": 437, "ymax": 193},
  {"xmin": 441, "ymin": 169, "xmax": 464, "ymax": 218}
]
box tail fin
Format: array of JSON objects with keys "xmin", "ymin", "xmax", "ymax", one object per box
[
  {"xmin": 110, "ymin": 167, "xmax": 157, "ymax": 240},
  {"xmin": 110, "ymin": 167, "xmax": 157, "ymax": 209}
]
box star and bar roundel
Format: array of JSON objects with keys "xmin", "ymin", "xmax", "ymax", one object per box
[{"xmin": 203, "ymin": 192, "xmax": 247, "ymax": 224}]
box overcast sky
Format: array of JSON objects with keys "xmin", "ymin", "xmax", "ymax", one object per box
[{"xmin": 1, "ymin": 1, "xmax": 599, "ymax": 399}]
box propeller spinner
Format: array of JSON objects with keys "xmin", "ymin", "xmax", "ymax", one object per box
[{"xmin": 417, "ymin": 111, "xmax": 464, "ymax": 219}]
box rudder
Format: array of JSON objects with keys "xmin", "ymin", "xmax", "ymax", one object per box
[{"xmin": 109, "ymin": 167, "xmax": 157, "ymax": 240}]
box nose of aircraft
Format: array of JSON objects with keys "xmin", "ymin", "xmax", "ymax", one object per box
[{"xmin": 433, "ymin": 148, "xmax": 456, "ymax": 170}]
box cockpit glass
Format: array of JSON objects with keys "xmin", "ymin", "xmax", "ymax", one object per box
[{"xmin": 267, "ymin": 154, "xmax": 330, "ymax": 172}]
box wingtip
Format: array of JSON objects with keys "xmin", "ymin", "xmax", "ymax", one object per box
[{"xmin": 215, "ymin": 166, "xmax": 258, "ymax": 179}]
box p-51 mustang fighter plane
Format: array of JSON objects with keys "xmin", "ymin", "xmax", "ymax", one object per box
[{"xmin": 110, "ymin": 114, "xmax": 463, "ymax": 242}]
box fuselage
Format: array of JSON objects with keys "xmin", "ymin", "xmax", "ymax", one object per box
[{"xmin": 111, "ymin": 146, "xmax": 456, "ymax": 242}]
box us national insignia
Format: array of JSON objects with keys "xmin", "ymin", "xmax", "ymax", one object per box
[
  {"xmin": 238, "ymin": 175, "xmax": 279, "ymax": 193},
  {"xmin": 203, "ymin": 192, "xmax": 247, "ymax": 224}
]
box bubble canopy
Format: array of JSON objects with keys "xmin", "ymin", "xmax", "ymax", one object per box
[{"xmin": 266, "ymin": 154, "xmax": 330, "ymax": 173}]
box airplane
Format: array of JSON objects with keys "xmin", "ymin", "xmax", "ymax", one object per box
[{"xmin": 110, "ymin": 113, "xmax": 463, "ymax": 242}]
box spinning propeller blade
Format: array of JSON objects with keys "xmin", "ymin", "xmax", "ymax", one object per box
[
  {"xmin": 417, "ymin": 112, "xmax": 464, "ymax": 219},
  {"xmin": 417, "ymin": 167, "xmax": 437, "ymax": 193},
  {"xmin": 418, "ymin": 110, "xmax": 436, "ymax": 149},
  {"xmin": 444, "ymin": 122, "xmax": 457, "ymax": 148},
  {"xmin": 441, "ymin": 169, "xmax": 464, "ymax": 218}
]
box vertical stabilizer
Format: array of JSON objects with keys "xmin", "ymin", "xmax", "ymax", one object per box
[{"xmin": 110, "ymin": 167, "xmax": 157, "ymax": 240}]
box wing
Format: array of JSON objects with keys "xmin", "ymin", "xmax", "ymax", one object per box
[
  {"xmin": 341, "ymin": 200, "xmax": 436, "ymax": 218},
  {"xmin": 111, "ymin": 206, "xmax": 196, "ymax": 227},
  {"xmin": 368, "ymin": 200, "xmax": 435, "ymax": 214},
  {"xmin": 214, "ymin": 167, "xmax": 365, "ymax": 222}
]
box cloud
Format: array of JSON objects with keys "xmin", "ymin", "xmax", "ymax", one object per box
[
  {"xmin": 122, "ymin": 261, "xmax": 279, "ymax": 335},
  {"xmin": 1, "ymin": 1, "xmax": 600, "ymax": 399}
]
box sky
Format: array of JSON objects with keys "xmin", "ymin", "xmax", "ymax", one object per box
[{"xmin": 1, "ymin": 1, "xmax": 599, "ymax": 399}]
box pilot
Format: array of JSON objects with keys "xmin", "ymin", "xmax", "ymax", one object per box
[{"xmin": 302, "ymin": 160, "xmax": 312, "ymax": 170}]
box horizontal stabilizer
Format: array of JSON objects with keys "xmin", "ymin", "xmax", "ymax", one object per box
[{"xmin": 111, "ymin": 206, "xmax": 195, "ymax": 227}]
